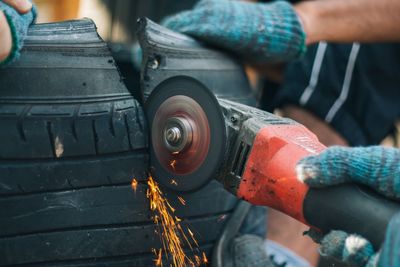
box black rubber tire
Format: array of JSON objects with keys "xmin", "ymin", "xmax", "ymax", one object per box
[{"xmin": 0, "ymin": 20, "xmax": 237, "ymax": 266}]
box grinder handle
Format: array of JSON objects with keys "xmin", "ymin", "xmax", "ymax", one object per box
[
  {"xmin": 237, "ymin": 124, "xmax": 400, "ymax": 249},
  {"xmin": 304, "ymin": 184, "xmax": 400, "ymax": 249}
]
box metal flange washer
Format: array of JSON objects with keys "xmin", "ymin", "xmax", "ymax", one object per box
[{"xmin": 145, "ymin": 77, "xmax": 226, "ymax": 192}]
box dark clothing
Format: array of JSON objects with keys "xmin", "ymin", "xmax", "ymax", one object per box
[{"xmin": 271, "ymin": 43, "xmax": 400, "ymax": 146}]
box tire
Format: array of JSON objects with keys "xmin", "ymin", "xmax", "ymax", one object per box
[{"xmin": 0, "ymin": 19, "xmax": 238, "ymax": 266}]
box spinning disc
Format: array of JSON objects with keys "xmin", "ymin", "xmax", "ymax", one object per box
[{"xmin": 145, "ymin": 77, "xmax": 226, "ymax": 192}]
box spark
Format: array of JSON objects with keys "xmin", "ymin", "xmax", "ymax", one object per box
[
  {"xmin": 195, "ymin": 255, "xmax": 201, "ymax": 266},
  {"xmin": 172, "ymin": 151, "xmax": 179, "ymax": 155},
  {"xmin": 131, "ymin": 178, "xmax": 138, "ymax": 193},
  {"xmin": 171, "ymin": 179, "xmax": 178, "ymax": 186},
  {"xmin": 170, "ymin": 160, "xmax": 177, "ymax": 171},
  {"xmin": 177, "ymin": 196, "xmax": 186, "ymax": 206},
  {"xmin": 146, "ymin": 176, "xmax": 204, "ymax": 267},
  {"xmin": 188, "ymin": 228, "xmax": 199, "ymax": 247},
  {"xmin": 152, "ymin": 248, "xmax": 163, "ymax": 267},
  {"xmin": 202, "ymin": 252, "xmax": 208, "ymax": 265}
]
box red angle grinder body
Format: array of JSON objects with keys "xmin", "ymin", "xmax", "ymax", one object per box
[{"xmin": 138, "ymin": 18, "xmax": 399, "ymax": 249}]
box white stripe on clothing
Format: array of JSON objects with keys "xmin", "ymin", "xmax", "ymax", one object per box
[
  {"xmin": 299, "ymin": 42, "xmax": 328, "ymax": 106},
  {"xmin": 325, "ymin": 43, "xmax": 361, "ymax": 123}
]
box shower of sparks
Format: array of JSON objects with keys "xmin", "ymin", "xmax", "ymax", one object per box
[
  {"xmin": 131, "ymin": 178, "xmax": 138, "ymax": 193},
  {"xmin": 171, "ymin": 179, "xmax": 178, "ymax": 186},
  {"xmin": 146, "ymin": 176, "xmax": 206, "ymax": 267},
  {"xmin": 169, "ymin": 160, "xmax": 177, "ymax": 171},
  {"xmin": 177, "ymin": 196, "xmax": 186, "ymax": 206}
]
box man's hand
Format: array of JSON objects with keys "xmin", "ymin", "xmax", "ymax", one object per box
[
  {"xmin": 297, "ymin": 146, "xmax": 400, "ymax": 266},
  {"xmin": 297, "ymin": 146, "xmax": 400, "ymax": 199},
  {"xmin": 162, "ymin": 0, "xmax": 306, "ymax": 63},
  {"xmin": 0, "ymin": 0, "xmax": 35, "ymax": 64}
]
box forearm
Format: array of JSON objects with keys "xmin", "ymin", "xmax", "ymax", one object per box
[{"xmin": 294, "ymin": 0, "xmax": 400, "ymax": 44}]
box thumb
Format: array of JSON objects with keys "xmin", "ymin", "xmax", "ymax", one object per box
[{"xmin": 296, "ymin": 146, "xmax": 352, "ymax": 187}]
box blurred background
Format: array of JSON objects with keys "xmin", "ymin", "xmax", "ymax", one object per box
[{"xmin": 33, "ymin": 0, "xmax": 197, "ymax": 42}]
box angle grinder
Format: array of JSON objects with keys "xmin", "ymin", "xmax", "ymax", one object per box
[{"xmin": 138, "ymin": 18, "xmax": 400, "ymax": 249}]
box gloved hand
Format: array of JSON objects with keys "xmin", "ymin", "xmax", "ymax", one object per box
[
  {"xmin": 297, "ymin": 146, "xmax": 400, "ymax": 266},
  {"xmin": 162, "ymin": 0, "xmax": 306, "ymax": 63},
  {"xmin": 0, "ymin": 0, "xmax": 36, "ymax": 65}
]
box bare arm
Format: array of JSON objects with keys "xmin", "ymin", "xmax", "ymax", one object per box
[{"xmin": 294, "ymin": 0, "xmax": 400, "ymax": 44}]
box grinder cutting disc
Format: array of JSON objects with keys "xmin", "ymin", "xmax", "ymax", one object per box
[{"xmin": 145, "ymin": 77, "xmax": 226, "ymax": 192}]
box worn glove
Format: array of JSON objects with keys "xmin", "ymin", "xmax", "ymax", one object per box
[
  {"xmin": 305, "ymin": 229, "xmax": 379, "ymax": 267},
  {"xmin": 297, "ymin": 146, "xmax": 400, "ymax": 199},
  {"xmin": 162, "ymin": 0, "xmax": 306, "ymax": 63},
  {"xmin": 0, "ymin": 0, "xmax": 36, "ymax": 65},
  {"xmin": 297, "ymin": 146, "xmax": 400, "ymax": 266}
]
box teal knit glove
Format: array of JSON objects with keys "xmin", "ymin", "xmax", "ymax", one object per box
[
  {"xmin": 297, "ymin": 146, "xmax": 400, "ymax": 199},
  {"xmin": 162, "ymin": 0, "xmax": 306, "ymax": 63},
  {"xmin": 307, "ymin": 229, "xmax": 379, "ymax": 267},
  {"xmin": 0, "ymin": 0, "xmax": 36, "ymax": 65},
  {"xmin": 297, "ymin": 146, "xmax": 400, "ymax": 266}
]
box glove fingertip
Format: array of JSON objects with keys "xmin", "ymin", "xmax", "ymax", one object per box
[
  {"xmin": 161, "ymin": 16, "xmax": 179, "ymax": 30},
  {"xmin": 161, "ymin": 9, "xmax": 197, "ymax": 31},
  {"xmin": 320, "ymin": 230, "xmax": 348, "ymax": 258},
  {"xmin": 296, "ymin": 157, "xmax": 321, "ymax": 184},
  {"xmin": 343, "ymin": 235, "xmax": 375, "ymax": 266}
]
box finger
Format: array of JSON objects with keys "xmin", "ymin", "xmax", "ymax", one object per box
[
  {"xmin": 3, "ymin": 0, "xmax": 32, "ymax": 14},
  {"xmin": 296, "ymin": 146, "xmax": 351, "ymax": 186},
  {"xmin": 320, "ymin": 230, "xmax": 375, "ymax": 267},
  {"xmin": 0, "ymin": 10, "xmax": 12, "ymax": 62}
]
